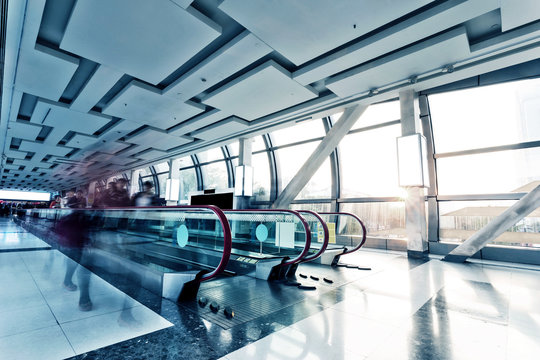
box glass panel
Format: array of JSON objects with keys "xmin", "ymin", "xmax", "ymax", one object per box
[
  {"xmin": 295, "ymin": 158, "xmax": 331, "ymax": 199},
  {"xmin": 138, "ymin": 167, "xmax": 153, "ymax": 176},
  {"xmin": 330, "ymin": 111, "xmax": 343, "ymax": 125},
  {"xmin": 340, "ymin": 124, "xmax": 403, "ymax": 197},
  {"xmin": 252, "ymin": 152, "xmax": 271, "ymax": 201},
  {"xmin": 351, "ymin": 100, "xmax": 400, "ymax": 130},
  {"xmin": 439, "ymin": 200, "xmax": 540, "ymax": 248},
  {"xmin": 201, "ymin": 161, "xmax": 228, "ymax": 190},
  {"xmin": 290, "ymin": 203, "xmax": 332, "ymax": 212},
  {"xmin": 437, "ymin": 147, "xmax": 540, "ymax": 195},
  {"xmin": 275, "ymin": 141, "xmax": 319, "ymax": 190},
  {"xmin": 227, "ymin": 141, "xmax": 239, "ymax": 157},
  {"xmin": 156, "ymin": 173, "xmax": 168, "ymax": 197},
  {"xmin": 253, "ymin": 136, "xmax": 266, "ymax": 152},
  {"xmin": 179, "ymin": 168, "xmax": 197, "ymax": 204},
  {"xmin": 270, "ymin": 119, "xmax": 325, "ymax": 146},
  {"xmin": 154, "ymin": 162, "xmax": 169, "ymax": 173},
  {"xmin": 430, "ymin": 77, "xmax": 540, "ymax": 154},
  {"xmin": 197, "ymin": 148, "xmax": 223, "ymax": 164},
  {"xmin": 340, "ymin": 202, "xmax": 406, "ymax": 239},
  {"xmin": 178, "ymin": 156, "xmax": 193, "ymax": 169},
  {"xmin": 223, "ymin": 210, "xmax": 309, "ymax": 262}
]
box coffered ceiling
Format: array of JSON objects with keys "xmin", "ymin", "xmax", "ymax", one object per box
[{"xmin": 1, "ymin": 0, "xmax": 540, "ymax": 191}]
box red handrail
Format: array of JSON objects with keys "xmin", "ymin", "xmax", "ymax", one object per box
[
  {"xmin": 27, "ymin": 205, "xmax": 232, "ymax": 282},
  {"xmin": 223, "ymin": 209, "xmax": 311, "ymax": 266},
  {"xmin": 319, "ymin": 212, "xmax": 367, "ymax": 255},
  {"xmin": 297, "ymin": 210, "xmax": 329, "ymax": 263}
]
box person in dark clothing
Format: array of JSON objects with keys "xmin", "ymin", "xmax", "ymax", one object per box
[
  {"xmin": 132, "ymin": 181, "xmax": 160, "ymax": 207},
  {"xmin": 67, "ymin": 190, "xmax": 86, "ymax": 208},
  {"xmin": 49, "ymin": 195, "xmax": 62, "ymax": 208},
  {"xmin": 111, "ymin": 179, "xmax": 131, "ymax": 207}
]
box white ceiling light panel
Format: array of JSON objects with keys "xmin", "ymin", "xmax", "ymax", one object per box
[
  {"xmin": 103, "ymin": 81, "xmax": 206, "ymax": 130},
  {"xmin": 202, "ymin": 60, "xmax": 318, "ymax": 121},
  {"xmin": 219, "ymin": 0, "xmax": 434, "ymax": 65},
  {"xmin": 60, "ymin": 0, "xmax": 221, "ymax": 85},
  {"xmin": 127, "ymin": 129, "xmax": 193, "ymax": 151},
  {"xmin": 164, "ymin": 31, "xmax": 273, "ymax": 101}
]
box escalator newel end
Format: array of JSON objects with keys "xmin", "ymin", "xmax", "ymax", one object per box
[
  {"xmin": 198, "ymin": 297, "xmax": 208, "ymax": 307},
  {"xmin": 310, "ymin": 275, "xmax": 320, "ymax": 281},
  {"xmin": 323, "ymin": 278, "xmax": 333, "ymax": 284},
  {"xmin": 224, "ymin": 306, "xmax": 235, "ymax": 319},
  {"xmin": 299, "ymin": 273, "xmax": 308, "ymax": 279},
  {"xmin": 210, "ymin": 302, "xmax": 220, "ymax": 313},
  {"xmin": 298, "ymin": 284, "xmax": 316, "ymax": 291}
]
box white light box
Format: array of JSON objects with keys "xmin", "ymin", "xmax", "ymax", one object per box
[
  {"xmin": 165, "ymin": 178, "xmax": 180, "ymax": 201},
  {"xmin": 397, "ymin": 133, "xmax": 430, "ymax": 188}
]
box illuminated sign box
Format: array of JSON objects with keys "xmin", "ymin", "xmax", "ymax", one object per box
[
  {"xmin": 397, "ymin": 134, "xmax": 430, "ymax": 188},
  {"xmin": 0, "ymin": 190, "xmax": 51, "ymax": 201}
]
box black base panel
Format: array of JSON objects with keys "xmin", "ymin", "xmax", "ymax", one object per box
[{"xmin": 185, "ymin": 262, "xmax": 371, "ymax": 330}]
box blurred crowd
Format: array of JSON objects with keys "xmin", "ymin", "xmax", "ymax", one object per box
[{"xmin": 49, "ymin": 179, "xmax": 163, "ymax": 209}]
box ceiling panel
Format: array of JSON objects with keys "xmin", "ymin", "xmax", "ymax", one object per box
[
  {"xmin": 103, "ymin": 81, "xmax": 206, "ymax": 130},
  {"xmin": 164, "ymin": 31, "xmax": 273, "ymax": 101},
  {"xmin": 70, "ymin": 65, "xmax": 124, "ymax": 113},
  {"xmin": 202, "ymin": 61, "xmax": 318, "ymax": 121},
  {"xmin": 190, "ymin": 117, "xmax": 250, "ymax": 141},
  {"xmin": 127, "ymin": 128, "xmax": 193, "ymax": 151},
  {"xmin": 64, "ymin": 134, "xmax": 98, "ymax": 148},
  {"xmin": 219, "ymin": 0, "xmax": 434, "ymax": 65},
  {"xmin": 4, "ymin": 150, "xmax": 28, "ymax": 160},
  {"xmin": 6, "ymin": 121, "xmax": 42, "ymax": 141},
  {"xmin": 134, "ymin": 149, "xmax": 168, "ymax": 161},
  {"xmin": 17, "ymin": 141, "xmax": 72, "ymax": 157},
  {"xmin": 15, "ymin": 44, "xmax": 79, "ymax": 101},
  {"xmin": 293, "ymin": 0, "xmax": 499, "ymax": 85},
  {"xmin": 326, "ymin": 27, "xmax": 470, "ymax": 98},
  {"xmin": 501, "ymin": 0, "xmax": 540, "ymax": 31},
  {"xmin": 31, "ymin": 100, "xmax": 111, "ymax": 134},
  {"xmin": 168, "ymin": 109, "xmax": 231, "ymax": 137},
  {"xmin": 60, "ymin": 0, "xmax": 221, "ymax": 84},
  {"xmin": 96, "ymin": 140, "xmax": 131, "ymax": 155}
]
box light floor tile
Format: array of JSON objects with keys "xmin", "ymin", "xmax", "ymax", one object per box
[
  {"xmin": 224, "ymin": 325, "xmax": 365, "ymax": 360},
  {"xmin": 0, "ymin": 303, "xmax": 57, "ymax": 338},
  {"xmin": 0, "ymin": 325, "xmax": 75, "ymax": 360},
  {"xmin": 289, "ymin": 307, "xmax": 398, "ymax": 357},
  {"xmin": 62, "ymin": 304, "xmax": 173, "ymax": 355}
]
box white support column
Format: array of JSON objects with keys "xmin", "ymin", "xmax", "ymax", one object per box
[
  {"xmin": 235, "ymin": 138, "xmax": 253, "ymax": 209},
  {"xmin": 272, "ymin": 104, "xmax": 367, "ymax": 209},
  {"xmin": 400, "ymin": 90, "xmax": 429, "ymax": 258}
]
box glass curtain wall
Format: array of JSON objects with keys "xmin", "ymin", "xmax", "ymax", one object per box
[{"xmin": 430, "ymin": 77, "xmax": 540, "ymax": 248}]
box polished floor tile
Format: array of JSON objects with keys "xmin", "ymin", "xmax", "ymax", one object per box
[{"xmin": 0, "ymin": 325, "xmax": 75, "ymax": 360}]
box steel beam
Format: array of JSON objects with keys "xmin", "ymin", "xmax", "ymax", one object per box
[
  {"xmin": 271, "ymin": 104, "xmax": 367, "ymax": 209},
  {"xmin": 443, "ymin": 184, "xmax": 540, "ymax": 262}
]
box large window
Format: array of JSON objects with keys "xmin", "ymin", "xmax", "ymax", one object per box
[
  {"xmin": 275, "ymin": 141, "xmax": 320, "ymax": 190},
  {"xmin": 339, "ymin": 124, "xmax": 402, "ymax": 197},
  {"xmin": 296, "ymin": 158, "xmax": 332, "ymax": 199},
  {"xmin": 201, "ymin": 161, "xmax": 228, "ymax": 190},
  {"xmin": 430, "ymin": 78, "xmax": 540, "ymax": 153},
  {"xmin": 270, "ymin": 119, "xmax": 325, "ymax": 146},
  {"xmin": 439, "ymin": 200, "xmax": 540, "ymax": 248},
  {"xmin": 252, "ymin": 152, "xmax": 271, "ymax": 201},
  {"xmin": 340, "ymin": 202, "xmax": 406, "ymax": 239}
]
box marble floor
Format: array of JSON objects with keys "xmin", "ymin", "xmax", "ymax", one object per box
[
  {"xmin": 0, "ymin": 218, "xmax": 172, "ymax": 360},
  {"xmin": 2, "ymin": 216, "xmax": 540, "ymax": 359}
]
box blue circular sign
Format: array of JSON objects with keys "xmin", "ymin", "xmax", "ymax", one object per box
[
  {"xmin": 176, "ymin": 224, "xmax": 189, "ymax": 247},
  {"xmin": 256, "ymin": 224, "xmax": 268, "ymax": 242}
]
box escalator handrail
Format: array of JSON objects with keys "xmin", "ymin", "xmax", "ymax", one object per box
[
  {"xmin": 297, "ymin": 210, "xmax": 329, "ymax": 263},
  {"xmin": 318, "ymin": 212, "xmax": 367, "ymax": 255},
  {"xmin": 223, "ymin": 209, "xmax": 311, "ymax": 266},
  {"xmin": 26, "ymin": 206, "xmax": 232, "ymax": 282}
]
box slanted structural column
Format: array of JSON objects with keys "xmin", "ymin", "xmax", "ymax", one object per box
[
  {"xmin": 272, "ymin": 105, "xmax": 367, "ymax": 209},
  {"xmin": 400, "ymin": 90, "xmax": 429, "ymax": 258}
]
